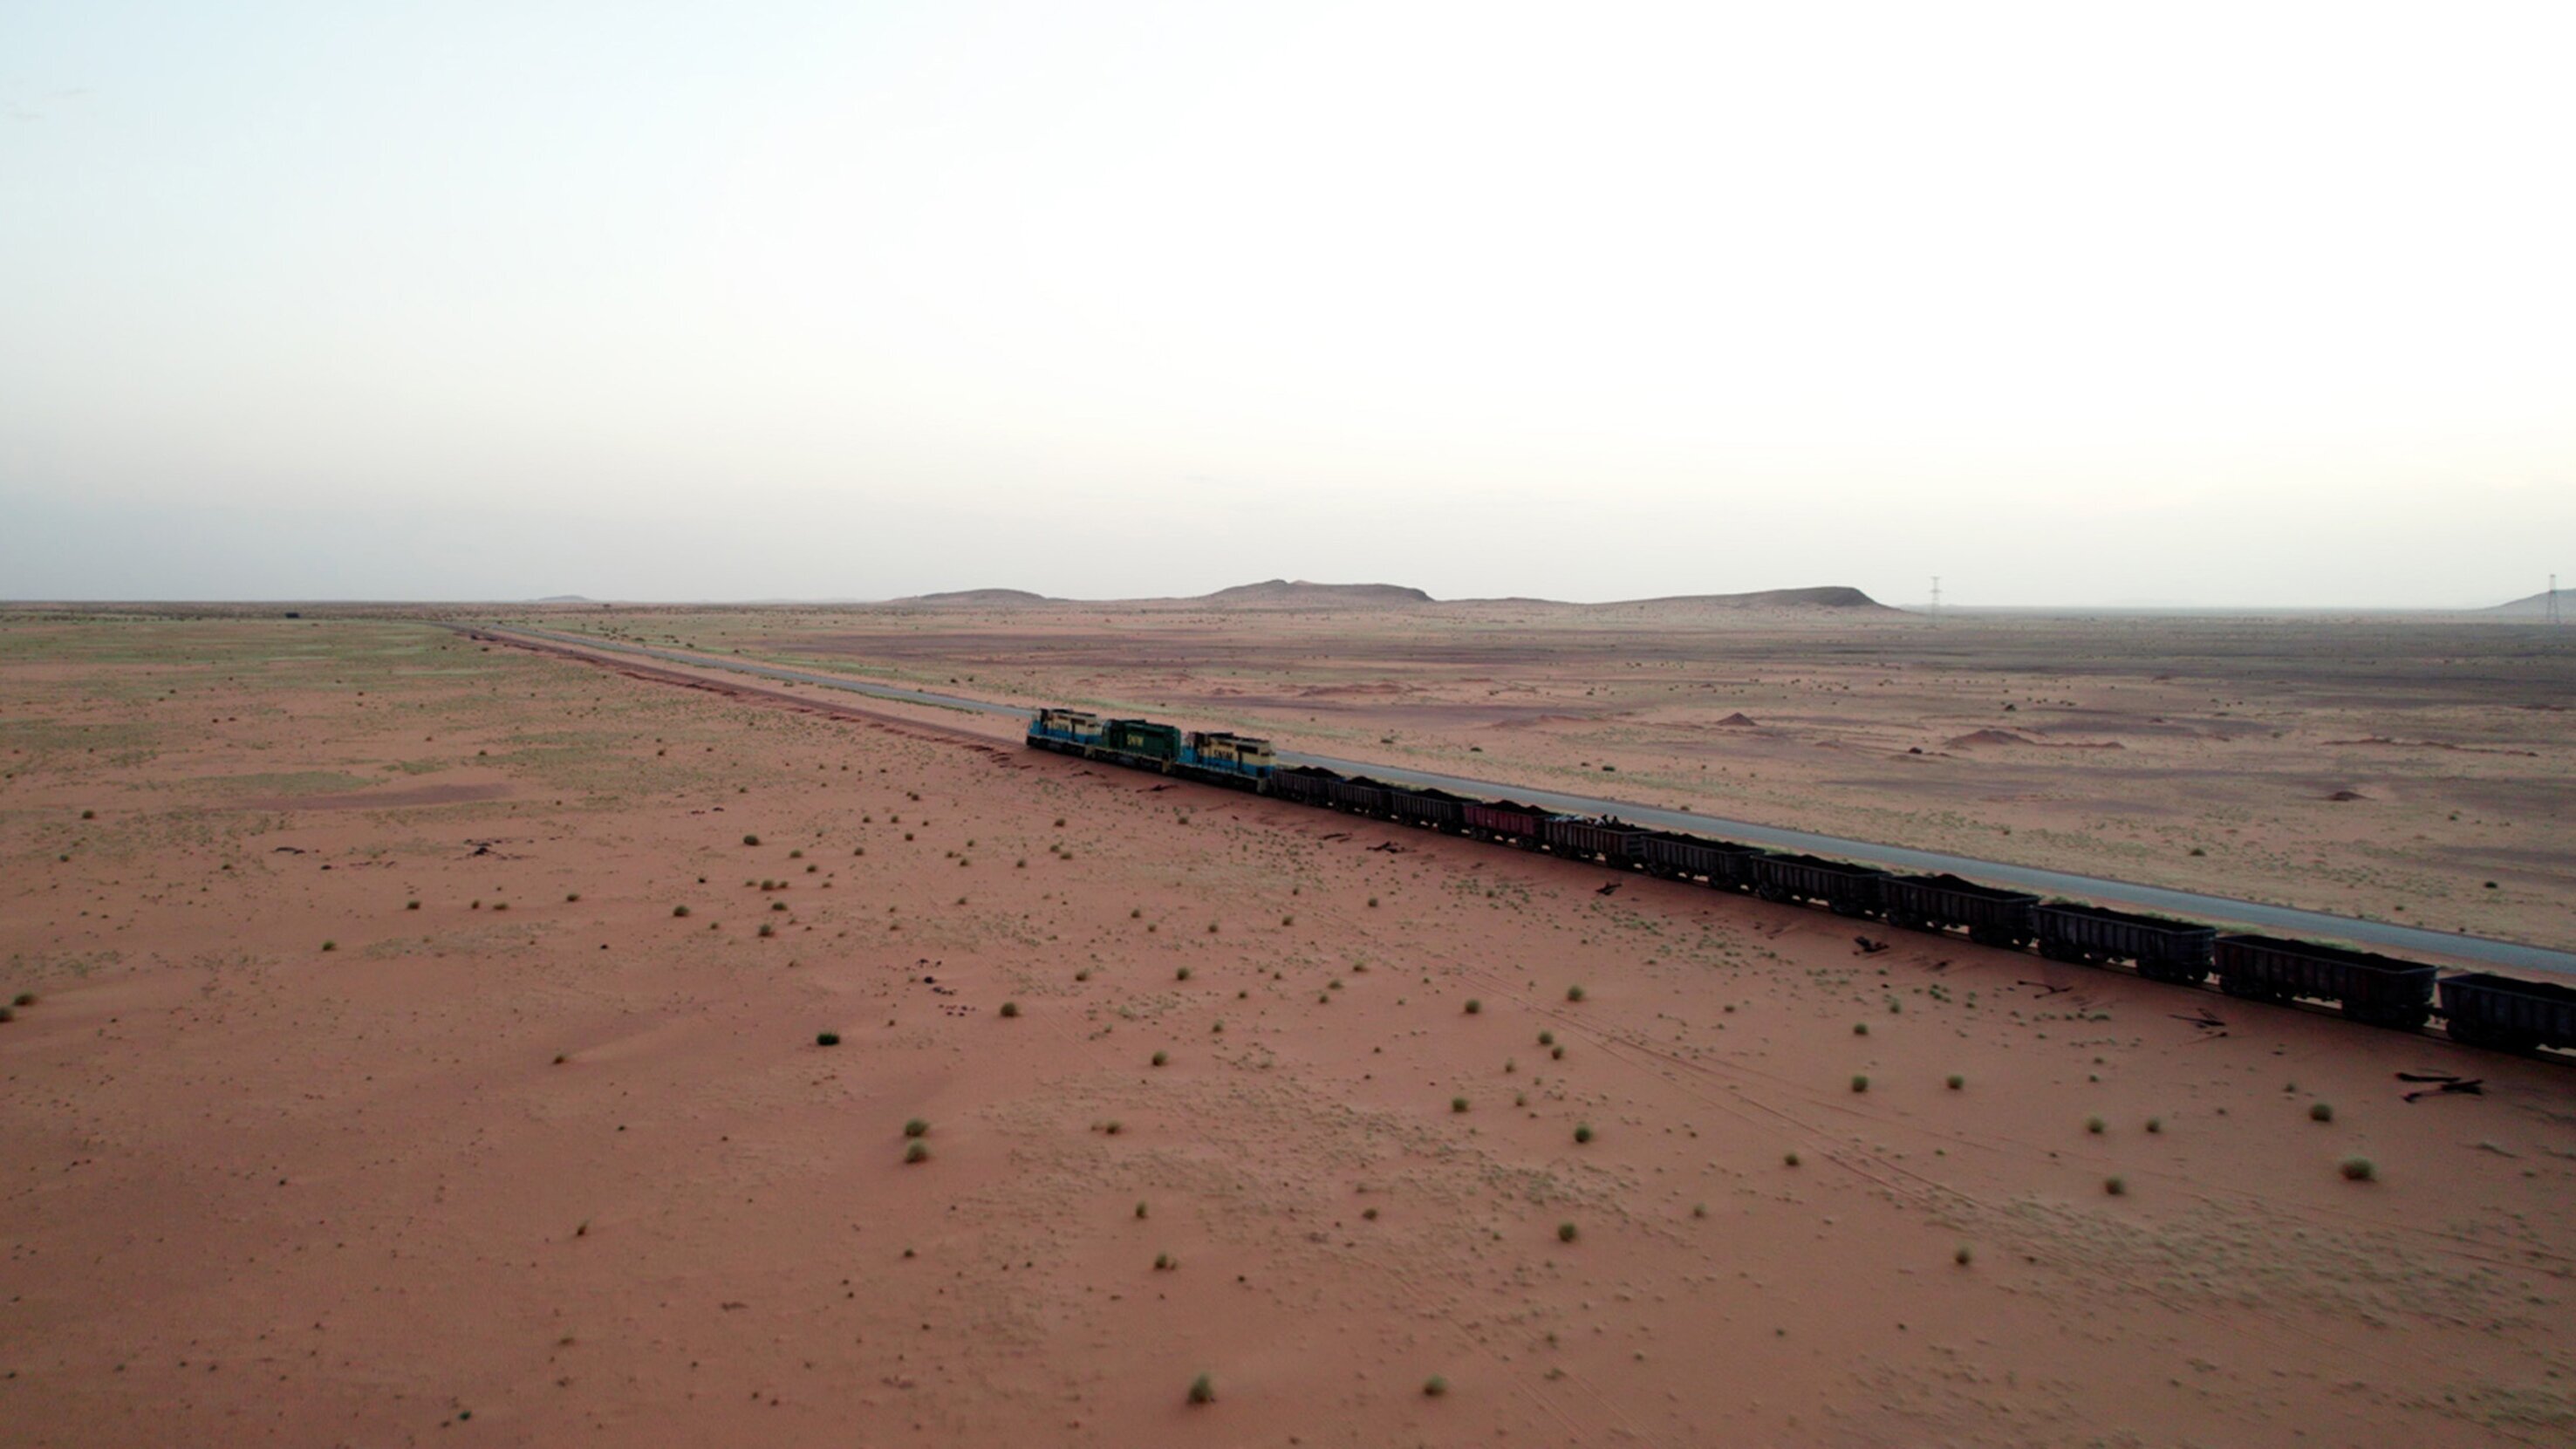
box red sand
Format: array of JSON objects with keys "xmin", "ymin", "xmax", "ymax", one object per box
[{"xmin": 3, "ymin": 615, "xmax": 2573, "ymax": 1446}]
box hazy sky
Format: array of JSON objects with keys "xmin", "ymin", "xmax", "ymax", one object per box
[{"xmin": 4, "ymin": 2, "xmax": 2570, "ymax": 607}]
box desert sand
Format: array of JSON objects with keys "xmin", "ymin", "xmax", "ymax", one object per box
[
  {"xmin": 503, "ymin": 598, "xmax": 2576, "ymax": 953},
  {"xmin": 3, "ymin": 611, "xmax": 2573, "ymax": 1446}
]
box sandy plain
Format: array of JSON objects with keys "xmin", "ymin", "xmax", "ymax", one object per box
[
  {"xmin": 516, "ymin": 599, "xmax": 2576, "ymax": 953},
  {"xmin": 3, "ymin": 611, "xmax": 2573, "ymax": 1447}
]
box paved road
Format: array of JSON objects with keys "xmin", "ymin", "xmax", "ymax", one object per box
[{"xmin": 481, "ymin": 623, "xmax": 2576, "ymax": 976}]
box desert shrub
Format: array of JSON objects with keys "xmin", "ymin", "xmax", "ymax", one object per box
[
  {"xmin": 673, "ymin": 905, "xmax": 691, "ymax": 918},
  {"xmin": 742, "ymin": 834, "xmax": 760, "ymax": 845},
  {"xmin": 2309, "ymin": 1102, "xmax": 2334, "ymax": 1123},
  {"xmin": 1566, "ymin": 985, "xmax": 1586, "ymax": 1002},
  {"xmin": 1367, "ymin": 896, "xmax": 1378, "ymax": 908},
  {"xmin": 1451, "ymin": 1096, "xmax": 1469, "ymax": 1113},
  {"xmin": 1134, "ymin": 1200, "xmax": 1148, "ymax": 1219},
  {"xmin": 1785, "ymin": 1151, "xmax": 1800, "ymax": 1167},
  {"xmin": 407, "ymin": 899, "xmax": 421, "ymax": 911},
  {"xmin": 1537, "ymin": 1030, "xmax": 1554, "ymax": 1046},
  {"xmin": 1153, "ymin": 1252, "xmax": 1175, "ymax": 1271},
  {"xmin": 321, "ymin": 940, "xmax": 337, "ymax": 952},
  {"xmin": 1075, "ymin": 968, "xmax": 1090, "ymax": 981},
  {"xmin": 1423, "ymin": 1375, "xmax": 1448, "ymax": 1397},
  {"xmin": 758, "ymin": 923, "xmax": 775, "ymax": 938},
  {"xmin": 903, "ymin": 1118, "xmax": 927, "ymax": 1138},
  {"xmin": 1465, "ymin": 999, "xmax": 1481, "ymax": 1015},
  {"xmin": 1850, "ymin": 1074, "xmax": 1869, "ymax": 1092},
  {"xmin": 1573, "ymin": 1124, "xmax": 1594, "ymax": 1144},
  {"xmin": 1955, "ymin": 1244, "xmax": 1973, "ymax": 1265},
  {"xmin": 2146, "ymin": 1117, "xmax": 2163, "ymax": 1133},
  {"xmin": 1691, "ymin": 1202, "xmax": 1708, "ymax": 1218},
  {"xmin": 2086, "ymin": 1116, "xmax": 2105, "ymax": 1134},
  {"xmin": 565, "ymin": 892, "xmax": 580, "ymax": 903},
  {"xmin": 1556, "ymin": 1221, "xmax": 1578, "ymax": 1243},
  {"xmin": 787, "ymin": 849, "xmax": 802, "ymax": 859},
  {"xmin": 1946, "ymin": 1073, "xmax": 1964, "ymax": 1090},
  {"xmin": 1187, "ymin": 1373, "xmax": 1214, "ymax": 1405},
  {"xmin": 0, "ymin": 1007, "xmax": 12, "ymax": 1023},
  {"xmin": 1549, "ymin": 1045, "xmax": 1564, "ymax": 1060},
  {"xmin": 2104, "ymin": 1175, "xmax": 2127, "ymax": 1195},
  {"xmin": 1151, "ymin": 1050, "xmax": 1169, "ymax": 1067},
  {"xmin": 10, "ymin": 993, "xmax": 31, "ymax": 1008},
  {"xmin": 2340, "ymin": 1156, "xmax": 2377, "ymax": 1181},
  {"xmin": 905, "ymin": 1140, "xmax": 929, "ymax": 1165},
  {"xmin": 1853, "ymin": 1022, "xmax": 1869, "ymax": 1035},
  {"xmin": 817, "ymin": 1031, "xmax": 841, "ymax": 1047},
  {"xmin": 1000, "ymin": 1001, "xmax": 1020, "ymax": 1019},
  {"xmin": 80, "ymin": 809, "xmax": 94, "ymax": 820},
  {"xmin": 769, "ymin": 900, "xmax": 787, "ymax": 912},
  {"xmin": 1176, "ymin": 966, "xmax": 1192, "ymax": 981}
]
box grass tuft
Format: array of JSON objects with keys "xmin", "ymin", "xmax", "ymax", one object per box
[
  {"xmin": 903, "ymin": 1118, "xmax": 927, "ymax": 1138},
  {"xmin": 2340, "ymin": 1155, "xmax": 2376, "ymax": 1182},
  {"xmin": 1556, "ymin": 1221, "xmax": 1578, "ymax": 1243},
  {"xmin": 1850, "ymin": 1074, "xmax": 1869, "ymax": 1092},
  {"xmin": 905, "ymin": 1140, "xmax": 929, "ymax": 1165},
  {"xmin": 1464, "ymin": 999, "xmax": 1481, "ymax": 1015},
  {"xmin": 321, "ymin": 940, "xmax": 337, "ymax": 953},
  {"xmin": 1187, "ymin": 1373, "xmax": 1214, "ymax": 1405},
  {"xmin": 1423, "ymin": 1375, "xmax": 1449, "ymax": 1397},
  {"xmin": 1451, "ymin": 1096, "xmax": 1470, "ymax": 1113},
  {"xmin": 1566, "ymin": 985, "xmax": 1586, "ymax": 1002}
]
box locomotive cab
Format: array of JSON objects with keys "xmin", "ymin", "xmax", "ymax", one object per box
[{"xmin": 1186, "ymin": 730, "xmax": 1276, "ymax": 777}]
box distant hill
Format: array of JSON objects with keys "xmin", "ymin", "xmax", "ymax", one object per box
[
  {"xmin": 531, "ymin": 594, "xmax": 595, "ymax": 604},
  {"xmin": 1195, "ymin": 579, "xmax": 1435, "ymax": 608},
  {"xmin": 2488, "ymin": 589, "xmax": 2571, "ymax": 619},
  {"xmin": 904, "ymin": 587, "xmax": 1056, "ymax": 605},
  {"xmin": 1595, "ymin": 586, "xmax": 1890, "ymax": 612}
]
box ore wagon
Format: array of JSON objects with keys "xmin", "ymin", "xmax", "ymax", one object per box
[
  {"xmin": 1386, "ymin": 784, "xmax": 1466, "ymax": 831},
  {"xmin": 1751, "ymin": 852, "xmax": 1887, "ymax": 917},
  {"xmin": 2033, "ymin": 903, "xmax": 2217, "ymax": 981},
  {"xmin": 2439, "ymin": 973, "xmax": 2576, "ymax": 1053},
  {"xmin": 1639, "ymin": 832, "xmax": 1762, "ymax": 890},
  {"xmin": 1461, "ymin": 798, "xmax": 1549, "ymax": 844},
  {"xmin": 2214, "ymin": 934, "xmax": 2439, "ymax": 1029},
  {"xmin": 1882, "ymin": 873, "xmax": 2040, "ymax": 949},
  {"xmin": 1270, "ymin": 767, "xmax": 1390, "ymax": 817},
  {"xmin": 1543, "ymin": 817, "xmax": 1650, "ymax": 865}
]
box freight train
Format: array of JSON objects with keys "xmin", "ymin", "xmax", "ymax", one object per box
[{"xmin": 1026, "ymin": 709, "xmax": 2576, "ymax": 1056}]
